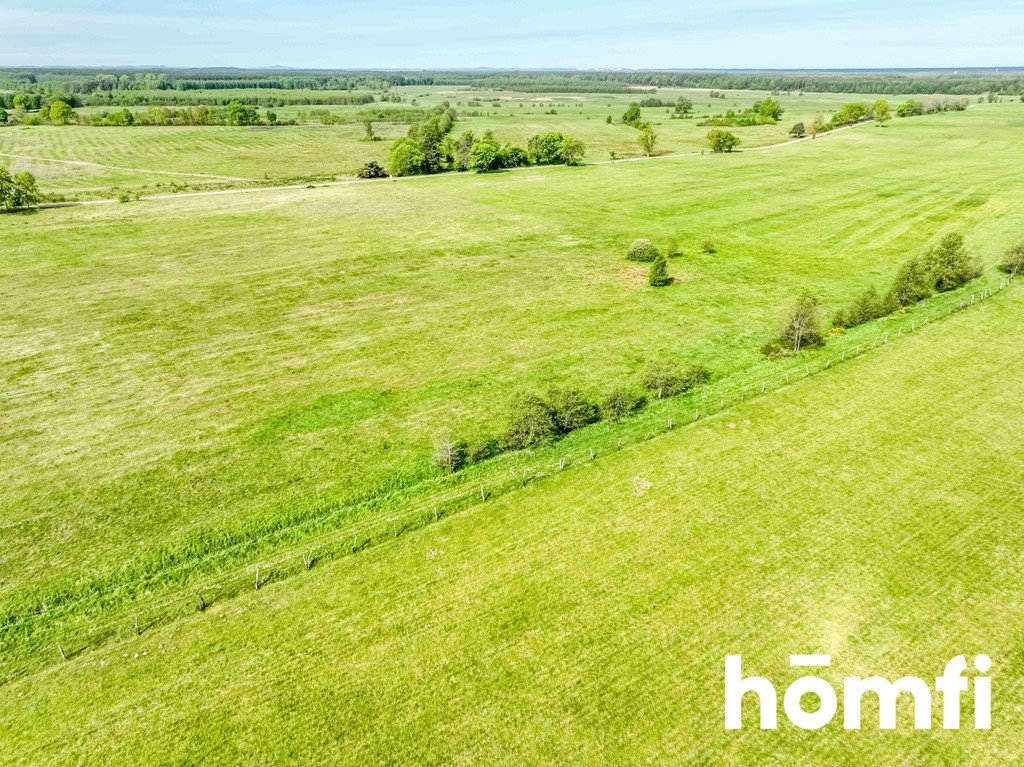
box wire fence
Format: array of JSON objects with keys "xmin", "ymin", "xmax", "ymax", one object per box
[{"xmin": 2, "ymin": 272, "xmax": 1016, "ymax": 681}]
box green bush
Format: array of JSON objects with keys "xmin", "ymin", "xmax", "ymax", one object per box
[
  {"xmin": 701, "ymin": 239, "xmax": 716, "ymax": 254},
  {"xmin": 648, "ymin": 254, "xmax": 672, "ymax": 286},
  {"xmin": 641, "ymin": 361, "xmax": 709, "ymax": 398},
  {"xmin": 504, "ymin": 393, "xmax": 559, "ymax": 449},
  {"xmin": 547, "ymin": 386, "xmax": 600, "ymax": 433},
  {"xmin": 999, "ymin": 242, "xmax": 1024, "ymax": 276},
  {"xmin": 356, "ymin": 161, "xmax": 388, "ymax": 179},
  {"xmin": 835, "ymin": 285, "xmax": 885, "ymax": 328},
  {"xmin": 600, "ymin": 387, "xmax": 647, "ymax": 421},
  {"xmin": 886, "ymin": 256, "xmax": 933, "ymax": 309},
  {"xmin": 627, "ymin": 238, "xmax": 660, "ymax": 262},
  {"xmin": 469, "ymin": 436, "xmax": 502, "ymax": 464}
]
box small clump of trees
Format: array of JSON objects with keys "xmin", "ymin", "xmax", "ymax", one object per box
[
  {"xmin": 829, "ymin": 232, "xmax": 981, "ymax": 331},
  {"xmin": 389, "ymin": 111, "xmax": 585, "ymax": 176},
  {"xmin": 434, "ymin": 359, "xmax": 714, "ymax": 473},
  {"xmin": 0, "ymin": 168, "xmax": 40, "ymax": 211},
  {"xmin": 701, "ymin": 96, "xmax": 784, "ymax": 127}
]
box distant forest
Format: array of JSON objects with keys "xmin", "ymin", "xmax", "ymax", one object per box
[{"xmin": 1, "ymin": 68, "xmax": 1023, "ymax": 105}]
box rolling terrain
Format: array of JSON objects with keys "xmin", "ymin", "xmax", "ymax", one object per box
[{"xmin": 1, "ymin": 99, "xmax": 1022, "ymax": 763}]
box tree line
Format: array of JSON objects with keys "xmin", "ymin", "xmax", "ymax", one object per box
[
  {"xmin": 7, "ymin": 68, "xmax": 1023, "ymax": 101},
  {"xmin": 768, "ymin": 232, "xmax": 988, "ymax": 356}
]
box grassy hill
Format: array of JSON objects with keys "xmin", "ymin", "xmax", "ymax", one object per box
[{"xmin": 2, "ymin": 271, "xmax": 1021, "ymax": 766}]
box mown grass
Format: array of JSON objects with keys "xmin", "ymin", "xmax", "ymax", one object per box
[
  {"xmin": 2, "ymin": 86, "xmax": 894, "ymax": 197},
  {"xmin": 2, "ymin": 280, "xmax": 1022, "ymax": 766},
  {"xmin": 1, "ymin": 104, "xmax": 1021, "ymax": 677}
]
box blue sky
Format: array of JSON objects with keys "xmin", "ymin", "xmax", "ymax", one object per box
[{"xmin": 1, "ymin": 1, "xmax": 1021, "ymax": 69}]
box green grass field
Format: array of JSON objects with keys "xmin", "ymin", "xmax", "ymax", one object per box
[
  {"xmin": 2, "ymin": 98, "xmax": 1023, "ymax": 763},
  {"xmin": 2, "ymin": 269, "xmax": 1022, "ymax": 766},
  {"xmin": 1, "ymin": 86, "xmax": 901, "ymax": 198}
]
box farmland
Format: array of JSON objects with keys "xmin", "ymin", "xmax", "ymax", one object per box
[
  {"xmin": 2, "ymin": 258, "xmax": 1022, "ymax": 766},
  {"xmin": 2, "ymin": 86, "xmax": 903, "ymax": 198},
  {"xmin": 1, "ymin": 75, "xmax": 1023, "ymax": 765}
]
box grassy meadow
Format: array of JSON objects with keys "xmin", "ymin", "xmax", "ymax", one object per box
[
  {"xmin": 2, "ymin": 86, "xmax": 899, "ymax": 198},
  {"xmin": 2, "ymin": 271, "xmax": 1022, "ymax": 766},
  {"xmin": 1, "ymin": 93, "xmax": 1023, "ymax": 763}
]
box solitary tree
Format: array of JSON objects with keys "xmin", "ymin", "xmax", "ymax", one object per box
[
  {"xmin": 622, "ymin": 103, "xmax": 642, "ymax": 126},
  {"xmin": 356, "ymin": 161, "xmax": 388, "ymax": 179},
  {"xmin": 675, "ymin": 97, "xmax": 694, "ymax": 115},
  {"xmin": 706, "ymin": 129, "xmax": 741, "ymax": 153},
  {"xmin": 638, "ymin": 126, "xmax": 657, "ymax": 156},
  {"xmin": 362, "ymin": 119, "xmax": 375, "ymax": 141},
  {"xmin": 789, "ymin": 122, "xmax": 806, "ymax": 138},
  {"xmin": 781, "ymin": 292, "xmax": 823, "ymax": 352}
]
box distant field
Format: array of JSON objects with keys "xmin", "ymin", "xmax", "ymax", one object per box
[
  {"xmin": 1, "ymin": 86, "xmax": 912, "ymax": 198},
  {"xmin": 2, "ymin": 104, "xmax": 1023, "ymax": 686},
  {"xmin": 3, "ymin": 271, "xmax": 1022, "ymax": 766}
]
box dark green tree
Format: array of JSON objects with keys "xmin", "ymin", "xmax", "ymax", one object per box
[
  {"xmin": 648, "ymin": 254, "xmax": 672, "ymax": 287},
  {"xmin": 622, "ymin": 103, "xmax": 642, "ymax": 126},
  {"xmin": 469, "ymin": 139, "xmax": 501, "ymax": 172}
]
